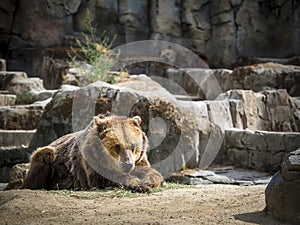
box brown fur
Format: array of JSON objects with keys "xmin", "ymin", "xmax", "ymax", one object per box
[
  {"xmin": 22, "ymin": 147, "xmax": 55, "ymax": 190},
  {"xmin": 23, "ymin": 115, "xmax": 163, "ymax": 192}
]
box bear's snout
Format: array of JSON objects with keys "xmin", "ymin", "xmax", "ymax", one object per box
[
  {"xmin": 121, "ymin": 162, "xmax": 134, "ymax": 173},
  {"xmin": 120, "ymin": 149, "xmax": 135, "ymax": 173}
]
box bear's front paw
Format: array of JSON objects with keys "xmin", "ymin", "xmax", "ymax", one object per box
[
  {"xmin": 119, "ymin": 176, "xmax": 151, "ymax": 193},
  {"xmin": 127, "ymin": 183, "xmax": 151, "ymax": 193}
]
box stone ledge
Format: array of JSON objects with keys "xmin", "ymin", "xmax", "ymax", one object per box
[
  {"xmin": 0, "ymin": 105, "xmax": 43, "ymax": 130},
  {"xmin": 0, "ymin": 94, "xmax": 16, "ymax": 106},
  {"xmin": 0, "ymin": 130, "xmax": 36, "ymax": 147},
  {"xmin": 219, "ymin": 129, "xmax": 300, "ymax": 172}
]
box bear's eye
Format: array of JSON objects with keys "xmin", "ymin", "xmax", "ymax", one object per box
[
  {"xmin": 115, "ymin": 145, "xmax": 121, "ymax": 153},
  {"xmin": 130, "ymin": 144, "xmax": 136, "ymax": 152}
]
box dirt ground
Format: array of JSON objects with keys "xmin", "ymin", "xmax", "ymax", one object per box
[{"xmin": 0, "ymin": 184, "xmax": 287, "ymax": 225}]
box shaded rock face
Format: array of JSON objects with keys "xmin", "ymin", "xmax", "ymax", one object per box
[
  {"xmin": 218, "ymin": 89, "xmax": 300, "ymax": 132},
  {"xmin": 221, "ymin": 129, "xmax": 300, "ymax": 172},
  {"xmin": 0, "ymin": 105, "xmax": 43, "ymax": 130},
  {"xmin": 1, "ymin": 0, "xmax": 299, "ymax": 77},
  {"xmin": 265, "ymin": 149, "xmax": 300, "ymax": 224}
]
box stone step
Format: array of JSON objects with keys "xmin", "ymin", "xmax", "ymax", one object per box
[
  {"xmin": 0, "ymin": 94, "xmax": 16, "ymax": 106},
  {"xmin": 218, "ymin": 129, "xmax": 300, "ymax": 172},
  {"xmin": 0, "ymin": 105, "xmax": 43, "ymax": 130},
  {"xmin": 0, "ymin": 71, "xmax": 45, "ymax": 94},
  {"xmin": 0, "ymin": 129, "xmax": 36, "ymax": 147}
]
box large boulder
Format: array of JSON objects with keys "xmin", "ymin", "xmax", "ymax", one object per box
[{"xmin": 265, "ymin": 149, "xmax": 300, "ymax": 224}]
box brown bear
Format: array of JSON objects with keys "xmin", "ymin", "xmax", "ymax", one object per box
[{"xmin": 23, "ymin": 114, "xmax": 163, "ymax": 192}]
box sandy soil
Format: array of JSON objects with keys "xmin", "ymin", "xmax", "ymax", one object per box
[{"xmin": 0, "ymin": 184, "xmax": 287, "ymax": 225}]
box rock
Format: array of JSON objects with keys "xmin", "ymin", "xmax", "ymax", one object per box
[
  {"xmin": 218, "ymin": 89, "xmax": 299, "ymax": 132},
  {"xmin": 205, "ymin": 100, "xmax": 233, "ymax": 131},
  {"xmin": 238, "ymin": 56, "xmax": 300, "ymax": 67},
  {"xmin": 29, "ymin": 85, "xmax": 79, "ymax": 151},
  {"xmin": 149, "ymin": 0, "xmax": 181, "ymax": 37},
  {"xmin": 74, "ymin": 0, "xmax": 121, "ymax": 43},
  {"xmin": 223, "ymin": 63, "xmax": 300, "ymax": 96},
  {"xmin": 164, "ymin": 68, "xmax": 231, "ymax": 100},
  {"xmin": 0, "ymin": 94, "xmax": 16, "ymax": 106},
  {"xmin": 30, "ymin": 90, "xmax": 57, "ymax": 102},
  {"xmin": 183, "ymin": 167, "xmax": 271, "ymax": 186},
  {"xmin": 0, "ymin": 104, "xmax": 44, "ymax": 130},
  {"xmin": 265, "ymin": 149, "xmax": 300, "ymax": 224},
  {"xmin": 235, "ymin": 1, "xmax": 298, "ymax": 67},
  {"xmin": 281, "ymin": 149, "xmax": 300, "ymax": 181},
  {"xmin": 0, "ymin": 59, "xmax": 6, "ymax": 71},
  {"xmin": 0, "ymin": 146, "xmax": 29, "ymax": 182},
  {"xmin": 41, "ymin": 56, "xmax": 69, "ymax": 89},
  {"xmin": 291, "ymin": 97, "xmax": 300, "ymax": 131},
  {"xmin": 0, "ymin": 71, "xmax": 56, "ymax": 104},
  {"xmin": 0, "ymin": 71, "xmax": 45, "ymax": 93},
  {"xmin": 265, "ymin": 172, "xmax": 300, "ymax": 225},
  {"xmin": 0, "ymin": 1, "xmax": 16, "ymax": 58},
  {"xmin": 221, "ymin": 129, "xmax": 300, "ymax": 172},
  {"xmin": 0, "ymin": 71, "xmax": 27, "ymax": 90},
  {"xmin": 3, "ymin": 0, "xmax": 299, "ymax": 76},
  {"xmin": 6, "ymin": 163, "xmax": 30, "ymax": 190},
  {"xmin": 164, "ymin": 64, "xmax": 300, "ymax": 101},
  {"xmin": 0, "ymin": 130, "xmax": 36, "ymax": 147},
  {"xmin": 186, "ymin": 170, "xmax": 235, "ymax": 185},
  {"xmin": 118, "ymin": 0, "xmax": 149, "ymax": 42}
]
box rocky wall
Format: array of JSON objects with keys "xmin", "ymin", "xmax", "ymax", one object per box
[{"xmin": 0, "ymin": 0, "xmax": 299, "ymax": 79}]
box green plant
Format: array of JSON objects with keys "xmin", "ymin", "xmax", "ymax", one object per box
[
  {"xmin": 68, "ymin": 12, "xmax": 120, "ymax": 86},
  {"xmin": 15, "ymin": 91, "xmax": 35, "ymax": 105}
]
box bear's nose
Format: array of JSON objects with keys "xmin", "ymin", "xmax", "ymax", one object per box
[{"xmin": 121, "ymin": 162, "xmax": 134, "ymax": 173}]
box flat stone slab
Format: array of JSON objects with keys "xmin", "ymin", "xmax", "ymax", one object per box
[
  {"xmin": 0, "ymin": 94, "xmax": 16, "ymax": 106},
  {"xmin": 0, "ymin": 105, "xmax": 43, "ymax": 130},
  {"xmin": 0, "ymin": 130, "xmax": 36, "ymax": 147},
  {"xmin": 185, "ymin": 167, "xmax": 272, "ymax": 186}
]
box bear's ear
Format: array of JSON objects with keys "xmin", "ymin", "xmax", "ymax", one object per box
[
  {"xmin": 94, "ymin": 116, "xmax": 108, "ymax": 131},
  {"xmin": 131, "ymin": 116, "xmax": 142, "ymax": 127}
]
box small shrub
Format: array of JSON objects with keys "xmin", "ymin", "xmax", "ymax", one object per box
[
  {"xmin": 68, "ymin": 12, "xmax": 120, "ymax": 86},
  {"xmin": 15, "ymin": 92, "xmax": 35, "ymax": 105}
]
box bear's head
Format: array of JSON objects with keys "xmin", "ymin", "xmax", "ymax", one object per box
[
  {"xmin": 93, "ymin": 114, "xmax": 149, "ymax": 173},
  {"xmin": 159, "ymin": 47, "xmax": 177, "ymax": 65}
]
